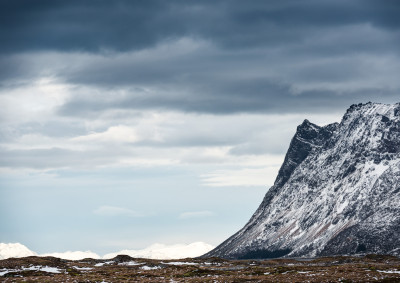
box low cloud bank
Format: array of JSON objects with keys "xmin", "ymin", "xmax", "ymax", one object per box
[
  {"xmin": 41, "ymin": 251, "xmax": 101, "ymax": 260},
  {"xmin": 0, "ymin": 243, "xmax": 36, "ymax": 259},
  {"xmin": 103, "ymin": 242, "xmax": 214, "ymax": 260},
  {"xmin": 0, "ymin": 242, "xmax": 214, "ymax": 260}
]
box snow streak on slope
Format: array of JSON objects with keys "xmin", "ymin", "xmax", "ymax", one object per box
[{"xmin": 205, "ymin": 102, "xmax": 400, "ymax": 259}]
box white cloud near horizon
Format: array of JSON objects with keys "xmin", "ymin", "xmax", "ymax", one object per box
[
  {"xmin": 0, "ymin": 242, "xmax": 214, "ymax": 260},
  {"xmin": 0, "ymin": 243, "xmax": 36, "ymax": 260},
  {"xmin": 179, "ymin": 211, "xmax": 214, "ymax": 219},
  {"xmin": 201, "ymin": 166, "xmax": 281, "ymax": 187},
  {"xmin": 72, "ymin": 125, "xmax": 140, "ymax": 143},
  {"xmin": 41, "ymin": 251, "xmax": 101, "ymax": 260},
  {"xmin": 102, "ymin": 242, "xmax": 214, "ymax": 260},
  {"xmin": 93, "ymin": 205, "xmax": 145, "ymax": 218}
]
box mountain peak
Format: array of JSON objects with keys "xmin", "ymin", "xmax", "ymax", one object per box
[
  {"xmin": 300, "ymin": 118, "xmax": 311, "ymax": 125},
  {"xmin": 343, "ymin": 102, "xmax": 400, "ymax": 122},
  {"xmin": 205, "ymin": 102, "xmax": 400, "ymax": 259}
]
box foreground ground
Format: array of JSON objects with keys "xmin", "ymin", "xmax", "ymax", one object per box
[{"xmin": 1, "ymin": 254, "xmax": 400, "ymax": 282}]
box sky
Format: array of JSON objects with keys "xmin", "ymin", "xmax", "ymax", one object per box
[{"xmin": 1, "ymin": 0, "xmax": 400, "ymax": 256}]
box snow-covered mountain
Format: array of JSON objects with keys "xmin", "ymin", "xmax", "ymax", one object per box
[
  {"xmin": 0, "ymin": 243, "xmax": 36, "ymax": 259},
  {"xmin": 0, "ymin": 242, "xmax": 214, "ymax": 260},
  {"xmin": 103, "ymin": 242, "xmax": 214, "ymax": 260},
  {"xmin": 205, "ymin": 102, "xmax": 400, "ymax": 259}
]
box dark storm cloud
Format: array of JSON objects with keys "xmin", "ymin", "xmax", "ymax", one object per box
[
  {"xmin": 1, "ymin": 0, "xmax": 400, "ymax": 53},
  {"xmin": 58, "ymin": 78, "xmax": 399, "ymax": 116},
  {"xmin": 0, "ymin": 0, "xmax": 178, "ymax": 53},
  {"xmin": 1, "ymin": 0, "xmax": 400, "ymax": 115}
]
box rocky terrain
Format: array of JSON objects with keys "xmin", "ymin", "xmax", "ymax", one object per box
[
  {"xmin": 206, "ymin": 102, "xmax": 400, "ymax": 259},
  {"xmin": 1, "ymin": 254, "xmax": 400, "ymax": 282}
]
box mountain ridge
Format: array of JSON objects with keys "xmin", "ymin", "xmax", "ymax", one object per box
[{"xmin": 205, "ymin": 102, "xmax": 400, "ymax": 259}]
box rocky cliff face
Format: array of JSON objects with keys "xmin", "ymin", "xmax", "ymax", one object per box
[{"xmin": 205, "ymin": 102, "xmax": 400, "ymax": 259}]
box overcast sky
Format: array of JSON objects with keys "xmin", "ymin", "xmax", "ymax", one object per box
[{"xmin": 1, "ymin": 0, "xmax": 399, "ymax": 255}]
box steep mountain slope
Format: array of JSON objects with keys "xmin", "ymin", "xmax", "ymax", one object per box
[{"xmin": 205, "ymin": 102, "xmax": 400, "ymax": 259}]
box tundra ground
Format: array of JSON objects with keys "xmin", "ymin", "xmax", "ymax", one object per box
[{"xmin": 1, "ymin": 254, "xmax": 400, "ymax": 282}]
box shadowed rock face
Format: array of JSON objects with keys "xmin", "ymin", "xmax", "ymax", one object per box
[{"xmin": 205, "ymin": 102, "xmax": 400, "ymax": 259}]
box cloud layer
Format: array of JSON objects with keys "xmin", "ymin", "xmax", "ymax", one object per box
[
  {"xmin": 0, "ymin": 243, "xmax": 36, "ymax": 260},
  {"xmin": 1, "ymin": 1, "xmax": 399, "ymax": 116},
  {"xmin": 102, "ymin": 242, "xmax": 214, "ymax": 260},
  {"xmin": 2, "ymin": 0, "xmax": 400, "ymax": 53},
  {"xmin": 0, "ymin": 242, "xmax": 214, "ymax": 260}
]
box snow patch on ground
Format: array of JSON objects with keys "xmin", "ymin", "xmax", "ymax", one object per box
[
  {"xmin": 0, "ymin": 265, "xmax": 63, "ymax": 275},
  {"xmin": 140, "ymin": 265, "xmax": 161, "ymax": 270},
  {"xmin": 40, "ymin": 266, "xmax": 62, "ymax": 273},
  {"xmin": 94, "ymin": 261, "xmax": 114, "ymax": 267},
  {"xmin": 378, "ymin": 270, "xmax": 400, "ymax": 274},
  {"xmin": 0, "ymin": 269, "xmax": 13, "ymax": 276},
  {"xmin": 118, "ymin": 261, "xmax": 143, "ymax": 266}
]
